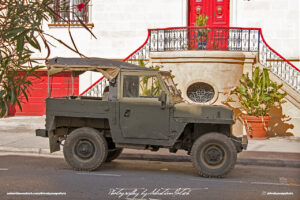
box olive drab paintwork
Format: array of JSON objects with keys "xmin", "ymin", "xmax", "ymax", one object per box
[
  {"xmin": 37, "ymin": 57, "xmax": 247, "ymax": 156},
  {"xmin": 36, "ymin": 57, "xmax": 248, "ymax": 177},
  {"xmin": 43, "ymin": 68, "xmax": 238, "ymax": 153}
]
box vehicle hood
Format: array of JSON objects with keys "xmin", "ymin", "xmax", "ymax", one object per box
[{"xmin": 173, "ymin": 103, "xmax": 234, "ymax": 124}]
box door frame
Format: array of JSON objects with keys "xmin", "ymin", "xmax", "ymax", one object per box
[
  {"xmin": 118, "ymin": 70, "xmax": 171, "ymax": 141},
  {"xmin": 187, "ymin": 0, "xmax": 230, "ymax": 27}
]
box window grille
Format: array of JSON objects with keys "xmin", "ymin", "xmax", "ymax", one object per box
[{"xmin": 53, "ymin": 0, "xmax": 90, "ymax": 23}]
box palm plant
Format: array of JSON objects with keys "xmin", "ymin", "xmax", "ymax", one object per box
[
  {"xmin": 226, "ymin": 67, "xmax": 287, "ymax": 116},
  {"xmin": 138, "ymin": 60, "xmax": 161, "ymax": 97},
  {"xmin": 195, "ymin": 14, "xmax": 210, "ymax": 42},
  {"xmin": 0, "ymin": 0, "xmax": 96, "ymax": 117}
]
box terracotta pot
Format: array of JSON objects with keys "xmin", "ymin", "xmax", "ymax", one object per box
[{"xmin": 241, "ymin": 115, "xmax": 272, "ymax": 140}]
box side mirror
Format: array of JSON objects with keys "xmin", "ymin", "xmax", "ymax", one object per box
[{"xmin": 158, "ymin": 91, "xmax": 167, "ymax": 109}]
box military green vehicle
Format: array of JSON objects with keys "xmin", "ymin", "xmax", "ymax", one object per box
[{"xmin": 36, "ymin": 57, "xmax": 247, "ymax": 178}]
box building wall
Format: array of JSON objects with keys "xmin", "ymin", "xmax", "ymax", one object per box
[
  {"xmin": 150, "ymin": 51, "xmax": 258, "ymax": 137},
  {"xmin": 36, "ymin": 0, "xmax": 188, "ymax": 93},
  {"xmin": 230, "ymin": 0, "xmax": 299, "ymax": 67},
  {"xmin": 34, "ymin": 0, "xmax": 298, "ymax": 93},
  {"xmin": 150, "ymin": 51, "xmax": 299, "ymax": 137}
]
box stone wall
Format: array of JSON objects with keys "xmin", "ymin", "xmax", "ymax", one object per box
[
  {"xmin": 35, "ymin": 0, "xmax": 187, "ymax": 93},
  {"xmin": 149, "ymin": 50, "xmax": 299, "ymax": 137},
  {"xmin": 31, "ymin": 0, "xmax": 298, "ymax": 94},
  {"xmin": 231, "ymin": 0, "xmax": 299, "ymax": 67},
  {"xmin": 150, "ymin": 51, "xmax": 258, "ymax": 136}
]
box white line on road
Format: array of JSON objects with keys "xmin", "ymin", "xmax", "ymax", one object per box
[
  {"xmin": 189, "ymin": 178, "xmax": 290, "ymax": 186},
  {"xmin": 190, "ymin": 179, "xmax": 248, "ymax": 184},
  {"xmin": 251, "ymin": 181, "xmax": 289, "ymax": 186},
  {"xmin": 0, "ymin": 168, "xmax": 8, "ymax": 171},
  {"xmin": 76, "ymin": 172, "xmax": 121, "ymax": 177}
]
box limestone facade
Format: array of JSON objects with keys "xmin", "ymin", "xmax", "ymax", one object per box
[{"xmin": 149, "ymin": 51, "xmax": 299, "ymax": 137}]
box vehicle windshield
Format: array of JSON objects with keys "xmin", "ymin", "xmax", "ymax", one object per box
[{"xmin": 161, "ymin": 73, "xmax": 181, "ymax": 97}]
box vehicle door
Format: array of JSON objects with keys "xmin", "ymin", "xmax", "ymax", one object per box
[{"xmin": 119, "ymin": 71, "xmax": 170, "ymax": 140}]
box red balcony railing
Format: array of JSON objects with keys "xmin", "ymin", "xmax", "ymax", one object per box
[
  {"xmin": 81, "ymin": 26, "xmax": 300, "ymax": 96},
  {"xmin": 123, "ymin": 26, "xmax": 299, "ymax": 93}
]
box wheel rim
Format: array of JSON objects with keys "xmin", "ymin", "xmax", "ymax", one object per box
[
  {"xmin": 75, "ymin": 139, "xmax": 95, "ymax": 159},
  {"xmin": 201, "ymin": 143, "xmax": 225, "ymax": 167}
]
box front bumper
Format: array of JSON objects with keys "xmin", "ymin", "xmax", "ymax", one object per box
[
  {"xmin": 241, "ymin": 135, "xmax": 248, "ymax": 150},
  {"xmin": 231, "ymin": 135, "xmax": 248, "ymax": 152}
]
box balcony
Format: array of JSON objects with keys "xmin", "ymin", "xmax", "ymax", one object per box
[{"xmin": 123, "ymin": 27, "xmax": 300, "ymax": 93}]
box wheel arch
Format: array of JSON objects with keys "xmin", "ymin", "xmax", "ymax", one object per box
[
  {"xmin": 48, "ymin": 116, "xmax": 111, "ymax": 153},
  {"xmin": 172, "ymin": 123, "xmax": 232, "ymax": 152}
]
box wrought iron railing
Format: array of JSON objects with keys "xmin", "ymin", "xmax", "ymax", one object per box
[
  {"xmin": 53, "ymin": 0, "xmax": 90, "ymax": 24},
  {"xmin": 80, "ymin": 76, "xmax": 109, "ymax": 97},
  {"xmin": 259, "ymin": 33, "xmax": 300, "ymax": 93},
  {"xmin": 123, "ymin": 27, "xmax": 260, "ymax": 65},
  {"xmin": 123, "ymin": 27, "xmax": 300, "ymax": 93},
  {"xmin": 81, "ymin": 27, "xmax": 299, "ymax": 96}
]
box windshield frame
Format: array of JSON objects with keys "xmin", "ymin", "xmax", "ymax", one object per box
[{"xmin": 160, "ymin": 71, "xmax": 181, "ymax": 97}]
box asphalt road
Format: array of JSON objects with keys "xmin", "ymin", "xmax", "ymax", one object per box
[{"xmin": 0, "ymin": 155, "xmax": 299, "ymax": 200}]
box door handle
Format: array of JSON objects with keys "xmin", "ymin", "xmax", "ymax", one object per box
[{"xmin": 124, "ymin": 109, "xmax": 131, "ymax": 117}]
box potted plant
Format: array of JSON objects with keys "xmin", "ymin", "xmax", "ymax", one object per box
[
  {"xmin": 195, "ymin": 14, "xmax": 210, "ymax": 50},
  {"xmin": 225, "ymin": 67, "xmax": 287, "ymax": 139}
]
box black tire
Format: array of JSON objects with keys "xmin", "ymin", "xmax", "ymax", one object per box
[
  {"xmin": 63, "ymin": 127, "xmax": 108, "ymax": 171},
  {"xmin": 191, "ymin": 132, "xmax": 237, "ymax": 178},
  {"xmin": 105, "ymin": 148, "xmax": 123, "ymax": 162}
]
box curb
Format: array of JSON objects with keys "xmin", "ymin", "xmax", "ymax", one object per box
[
  {"xmin": 237, "ymin": 158, "xmax": 300, "ymax": 168},
  {"xmin": 0, "ymin": 146, "xmax": 63, "ymax": 156},
  {"xmin": 118, "ymin": 153, "xmax": 300, "ymax": 168},
  {"xmin": 1, "ymin": 147, "xmax": 300, "ymax": 168},
  {"xmin": 0, "ymin": 146, "xmax": 41, "ymax": 154}
]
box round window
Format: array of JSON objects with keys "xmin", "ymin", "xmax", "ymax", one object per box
[{"xmin": 187, "ymin": 82, "xmax": 215, "ymax": 103}]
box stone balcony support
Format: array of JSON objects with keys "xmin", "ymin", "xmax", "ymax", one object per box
[{"xmin": 149, "ymin": 51, "xmax": 258, "ymax": 136}]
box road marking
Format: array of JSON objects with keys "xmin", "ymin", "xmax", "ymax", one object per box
[
  {"xmin": 0, "ymin": 168, "xmax": 8, "ymax": 171},
  {"xmin": 76, "ymin": 172, "xmax": 121, "ymax": 177},
  {"xmin": 189, "ymin": 179, "xmax": 248, "ymax": 184},
  {"xmin": 250, "ymin": 181, "xmax": 289, "ymax": 186},
  {"xmin": 192, "ymin": 187, "xmax": 209, "ymax": 190},
  {"xmin": 189, "ymin": 178, "xmax": 298, "ymax": 187}
]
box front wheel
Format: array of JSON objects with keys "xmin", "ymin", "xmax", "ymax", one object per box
[
  {"xmin": 191, "ymin": 133, "xmax": 237, "ymax": 178},
  {"xmin": 63, "ymin": 127, "xmax": 108, "ymax": 171}
]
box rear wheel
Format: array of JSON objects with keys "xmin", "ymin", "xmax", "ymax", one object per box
[
  {"xmin": 191, "ymin": 132, "xmax": 237, "ymax": 178},
  {"xmin": 105, "ymin": 148, "xmax": 123, "ymax": 162},
  {"xmin": 63, "ymin": 127, "xmax": 108, "ymax": 171}
]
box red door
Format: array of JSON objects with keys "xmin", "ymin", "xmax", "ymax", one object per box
[
  {"xmin": 188, "ymin": 0, "xmax": 208, "ymax": 27},
  {"xmin": 188, "ymin": 0, "xmax": 230, "ymax": 50},
  {"xmin": 9, "ymin": 71, "xmax": 79, "ymax": 116}
]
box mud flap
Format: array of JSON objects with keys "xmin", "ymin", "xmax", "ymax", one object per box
[
  {"xmin": 47, "ymin": 116, "xmax": 60, "ymax": 153},
  {"xmin": 49, "ymin": 130, "xmax": 60, "ymax": 153}
]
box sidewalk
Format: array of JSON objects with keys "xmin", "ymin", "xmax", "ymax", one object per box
[{"xmin": 1, "ymin": 116, "xmax": 300, "ymax": 168}]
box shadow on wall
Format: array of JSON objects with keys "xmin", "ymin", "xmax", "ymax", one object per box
[{"xmin": 267, "ymin": 106, "xmax": 294, "ymax": 137}]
